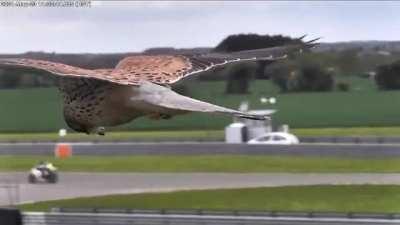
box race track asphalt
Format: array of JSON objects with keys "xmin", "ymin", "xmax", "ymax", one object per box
[{"xmin": 1, "ymin": 172, "xmax": 400, "ymax": 206}]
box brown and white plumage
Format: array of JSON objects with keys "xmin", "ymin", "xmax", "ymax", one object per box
[{"xmin": 0, "ymin": 39, "xmax": 318, "ymax": 134}]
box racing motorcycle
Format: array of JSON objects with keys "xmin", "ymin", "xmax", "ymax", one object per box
[{"xmin": 28, "ymin": 162, "xmax": 58, "ymax": 184}]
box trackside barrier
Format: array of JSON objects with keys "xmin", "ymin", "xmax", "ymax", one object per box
[
  {"xmin": 21, "ymin": 209, "xmax": 400, "ymax": 225},
  {"xmin": 54, "ymin": 143, "xmax": 72, "ymax": 159}
]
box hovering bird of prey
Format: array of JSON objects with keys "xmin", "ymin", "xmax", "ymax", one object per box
[{"xmin": 0, "ymin": 38, "xmax": 318, "ymax": 135}]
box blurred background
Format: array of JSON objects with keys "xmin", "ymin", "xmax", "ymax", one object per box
[
  {"xmin": 0, "ymin": 1, "xmax": 399, "ymax": 137},
  {"xmin": 2, "ymin": 2, "xmax": 400, "ymax": 222}
]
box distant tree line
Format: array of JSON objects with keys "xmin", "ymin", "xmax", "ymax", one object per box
[
  {"xmin": 213, "ymin": 34, "xmax": 303, "ymax": 93},
  {"xmin": 375, "ymin": 60, "xmax": 400, "ymax": 90},
  {"xmin": 211, "ymin": 33, "xmax": 336, "ymax": 93},
  {"xmin": 211, "ymin": 33, "xmax": 400, "ymax": 93},
  {"xmin": 0, "ymin": 69, "xmax": 56, "ymax": 89},
  {"xmin": 265, "ymin": 59, "xmax": 334, "ymax": 93}
]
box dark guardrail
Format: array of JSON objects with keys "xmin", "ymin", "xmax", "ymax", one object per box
[
  {"xmin": 21, "ymin": 208, "xmax": 400, "ymax": 225},
  {"xmin": 51, "ymin": 207, "xmax": 400, "ymax": 220}
]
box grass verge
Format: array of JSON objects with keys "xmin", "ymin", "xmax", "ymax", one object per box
[
  {"xmin": 0, "ymin": 130, "xmax": 224, "ymax": 142},
  {"xmin": 2, "ymin": 155, "xmax": 400, "ymax": 173},
  {"xmin": 2, "ymin": 127, "xmax": 400, "ymax": 142},
  {"xmin": 19, "ymin": 185, "xmax": 400, "ymax": 213}
]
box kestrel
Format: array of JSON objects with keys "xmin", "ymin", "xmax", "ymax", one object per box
[{"xmin": 0, "ymin": 38, "xmax": 318, "ymax": 135}]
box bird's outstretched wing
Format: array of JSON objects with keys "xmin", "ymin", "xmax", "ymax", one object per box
[
  {"xmin": 114, "ymin": 38, "xmax": 320, "ymax": 85},
  {"xmin": 0, "ymin": 58, "xmax": 117, "ymax": 83},
  {"xmin": 0, "ymin": 37, "xmax": 319, "ymax": 86}
]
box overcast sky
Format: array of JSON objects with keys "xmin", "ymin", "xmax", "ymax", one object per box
[{"xmin": 0, "ymin": 1, "xmax": 399, "ymax": 53}]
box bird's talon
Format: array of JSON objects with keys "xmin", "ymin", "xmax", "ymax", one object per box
[
  {"xmin": 97, "ymin": 127, "xmax": 106, "ymax": 136},
  {"xmin": 160, "ymin": 114, "xmax": 172, "ymax": 119}
]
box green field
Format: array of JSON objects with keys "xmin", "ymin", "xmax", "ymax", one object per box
[
  {"xmin": 293, "ymin": 127, "xmax": 400, "ymax": 137},
  {"xmin": 1, "ymin": 77, "xmax": 400, "ymax": 132},
  {"xmin": 2, "ymin": 155, "xmax": 400, "ymax": 173},
  {"xmin": 19, "ymin": 185, "xmax": 400, "ymax": 213}
]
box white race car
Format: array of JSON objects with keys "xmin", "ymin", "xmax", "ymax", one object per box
[
  {"xmin": 28, "ymin": 162, "xmax": 58, "ymax": 184},
  {"xmin": 247, "ymin": 132, "xmax": 300, "ymax": 145}
]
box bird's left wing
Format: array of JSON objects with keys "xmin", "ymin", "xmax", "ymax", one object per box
[{"xmin": 0, "ymin": 58, "xmax": 118, "ymax": 84}]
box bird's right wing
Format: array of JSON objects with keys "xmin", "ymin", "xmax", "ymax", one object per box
[
  {"xmin": 181, "ymin": 38, "xmax": 320, "ymax": 79},
  {"xmin": 113, "ymin": 37, "xmax": 320, "ymax": 85}
]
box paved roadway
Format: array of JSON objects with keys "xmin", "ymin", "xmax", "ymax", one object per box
[
  {"xmin": 1, "ymin": 142, "xmax": 400, "ymax": 158},
  {"xmin": 1, "ymin": 172, "xmax": 400, "ymax": 206}
]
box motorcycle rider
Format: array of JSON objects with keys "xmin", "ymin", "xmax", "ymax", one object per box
[{"xmin": 35, "ymin": 161, "xmax": 56, "ymax": 175}]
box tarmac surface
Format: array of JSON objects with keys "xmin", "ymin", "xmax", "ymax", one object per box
[
  {"xmin": 1, "ymin": 172, "xmax": 400, "ymax": 206},
  {"xmin": 1, "ymin": 142, "xmax": 400, "ymax": 158}
]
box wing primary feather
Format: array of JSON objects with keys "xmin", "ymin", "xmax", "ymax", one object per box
[
  {"xmin": 173, "ymin": 38, "xmax": 320, "ymax": 83},
  {"xmin": 306, "ymin": 37, "xmax": 321, "ymax": 44},
  {"xmin": 297, "ymin": 34, "xmax": 307, "ymax": 41}
]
